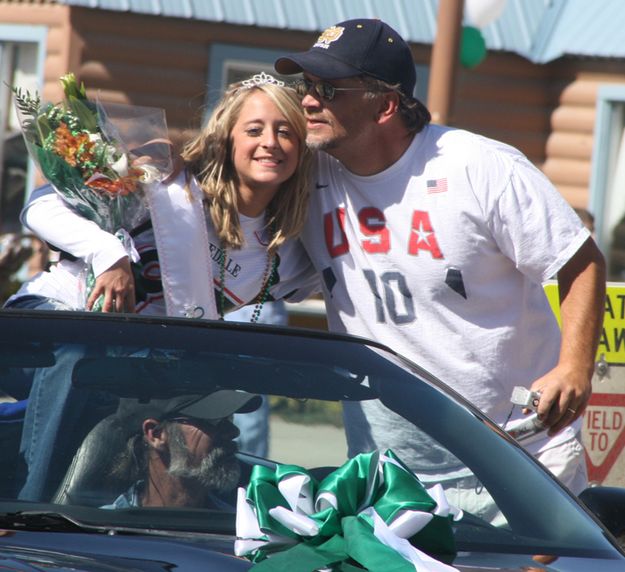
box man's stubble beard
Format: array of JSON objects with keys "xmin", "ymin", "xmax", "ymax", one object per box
[
  {"xmin": 167, "ymin": 425, "xmax": 241, "ymax": 493},
  {"xmin": 305, "ymin": 116, "xmax": 338, "ymax": 152},
  {"xmin": 306, "ymin": 136, "xmax": 334, "ymax": 152},
  {"xmin": 306, "ymin": 126, "xmax": 348, "ymax": 154}
]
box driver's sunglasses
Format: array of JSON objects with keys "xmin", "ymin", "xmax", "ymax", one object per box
[
  {"xmin": 294, "ymin": 78, "xmax": 370, "ymax": 101},
  {"xmin": 166, "ymin": 415, "xmax": 233, "ymax": 430}
]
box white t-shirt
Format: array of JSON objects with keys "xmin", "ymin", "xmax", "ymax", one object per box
[{"xmin": 301, "ymin": 124, "xmax": 590, "ymax": 465}]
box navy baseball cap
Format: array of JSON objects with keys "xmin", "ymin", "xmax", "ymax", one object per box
[{"xmin": 275, "ymin": 18, "xmax": 416, "ymax": 98}]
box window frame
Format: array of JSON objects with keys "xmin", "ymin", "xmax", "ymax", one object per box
[
  {"xmin": 589, "ymin": 84, "xmax": 625, "ymax": 258},
  {"xmin": 0, "ymin": 24, "xmax": 47, "ymax": 229}
]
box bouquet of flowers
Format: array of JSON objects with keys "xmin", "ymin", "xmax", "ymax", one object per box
[{"xmin": 13, "ymin": 74, "xmax": 172, "ymax": 310}]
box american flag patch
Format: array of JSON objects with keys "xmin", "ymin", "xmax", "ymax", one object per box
[{"xmin": 426, "ymin": 178, "xmax": 448, "ymax": 194}]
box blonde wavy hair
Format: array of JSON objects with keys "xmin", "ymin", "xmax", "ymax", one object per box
[{"xmin": 180, "ymin": 79, "xmax": 312, "ymax": 254}]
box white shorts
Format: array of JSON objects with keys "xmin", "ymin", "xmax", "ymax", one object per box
[{"xmin": 535, "ymin": 436, "xmax": 588, "ymax": 494}]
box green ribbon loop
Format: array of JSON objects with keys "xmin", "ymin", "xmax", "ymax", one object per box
[{"xmin": 235, "ymin": 449, "xmax": 460, "ymax": 571}]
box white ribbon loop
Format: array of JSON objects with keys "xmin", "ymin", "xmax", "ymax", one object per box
[
  {"xmin": 278, "ymin": 473, "xmax": 314, "ymax": 515},
  {"xmin": 365, "ymin": 508, "xmax": 459, "ymax": 572},
  {"xmin": 114, "ymin": 228, "xmax": 140, "ymax": 263},
  {"xmin": 387, "ymin": 510, "xmax": 434, "ymax": 539},
  {"xmin": 235, "ymin": 487, "xmax": 264, "ymax": 540},
  {"xmin": 427, "ymin": 484, "xmax": 464, "ymax": 521},
  {"xmin": 269, "ymin": 506, "xmax": 320, "ymax": 537},
  {"xmin": 315, "ymin": 491, "xmax": 338, "ymax": 512}
]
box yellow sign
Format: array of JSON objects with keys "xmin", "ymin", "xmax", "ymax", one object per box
[
  {"xmin": 544, "ymin": 281, "xmax": 625, "ymax": 364},
  {"xmin": 545, "ymin": 281, "xmax": 625, "ymax": 485}
]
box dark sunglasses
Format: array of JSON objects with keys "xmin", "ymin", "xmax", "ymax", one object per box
[
  {"xmin": 166, "ymin": 415, "xmax": 233, "ymax": 430},
  {"xmin": 294, "ymin": 78, "xmax": 370, "ymax": 101}
]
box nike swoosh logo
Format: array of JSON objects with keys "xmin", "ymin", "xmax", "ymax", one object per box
[{"xmin": 316, "ymin": 183, "xmax": 329, "ymax": 189}]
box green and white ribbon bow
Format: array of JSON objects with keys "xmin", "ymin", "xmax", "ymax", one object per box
[{"xmin": 235, "ymin": 449, "xmax": 462, "ymax": 571}]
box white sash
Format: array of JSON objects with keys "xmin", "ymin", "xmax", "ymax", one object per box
[{"xmin": 145, "ymin": 173, "xmax": 218, "ymax": 320}]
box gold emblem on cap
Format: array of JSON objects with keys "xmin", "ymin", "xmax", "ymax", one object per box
[{"xmin": 315, "ymin": 25, "xmax": 345, "ymax": 46}]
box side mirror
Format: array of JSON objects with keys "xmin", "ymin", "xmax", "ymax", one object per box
[{"xmin": 579, "ymin": 486, "xmax": 625, "ymax": 543}]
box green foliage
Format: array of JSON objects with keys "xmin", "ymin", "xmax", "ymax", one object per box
[
  {"xmin": 67, "ymin": 96, "xmax": 98, "ymax": 133},
  {"xmin": 36, "ymin": 113, "xmax": 53, "ymax": 143},
  {"xmin": 60, "ymin": 73, "xmax": 98, "ymax": 132},
  {"xmin": 13, "ymin": 74, "xmax": 99, "ymax": 149},
  {"xmin": 60, "ymin": 73, "xmax": 87, "ymax": 100},
  {"xmin": 12, "ymin": 86, "xmax": 41, "ymax": 142},
  {"xmin": 35, "ymin": 146, "xmax": 85, "ymax": 194}
]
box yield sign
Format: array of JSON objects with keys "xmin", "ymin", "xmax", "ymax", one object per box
[{"xmin": 583, "ymin": 393, "xmax": 625, "ymax": 484}]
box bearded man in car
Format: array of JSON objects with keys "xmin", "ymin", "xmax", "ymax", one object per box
[{"xmin": 105, "ymin": 390, "xmax": 261, "ymax": 509}]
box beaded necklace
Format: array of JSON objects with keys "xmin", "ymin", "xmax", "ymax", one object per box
[{"xmin": 218, "ymin": 242, "xmax": 277, "ymax": 322}]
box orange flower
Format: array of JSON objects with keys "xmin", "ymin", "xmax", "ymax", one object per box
[
  {"xmin": 52, "ymin": 122, "xmax": 96, "ymax": 171},
  {"xmin": 87, "ymin": 169, "xmax": 143, "ymax": 196}
]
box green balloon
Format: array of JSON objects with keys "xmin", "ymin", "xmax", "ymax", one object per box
[{"xmin": 460, "ymin": 26, "xmax": 487, "ymax": 68}]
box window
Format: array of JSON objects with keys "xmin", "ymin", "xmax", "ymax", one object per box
[
  {"xmin": 206, "ymin": 44, "xmax": 291, "ymax": 113},
  {"xmin": 589, "ymin": 85, "xmax": 625, "ymax": 280},
  {"xmin": 0, "ymin": 26, "xmax": 46, "ymax": 233}
]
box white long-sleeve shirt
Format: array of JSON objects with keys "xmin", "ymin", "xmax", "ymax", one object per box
[
  {"xmin": 9, "ymin": 185, "xmax": 164, "ymax": 313},
  {"xmin": 9, "ymin": 176, "xmax": 319, "ymax": 316}
]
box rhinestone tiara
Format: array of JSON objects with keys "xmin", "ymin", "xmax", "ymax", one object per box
[{"xmin": 241, "ymin": 72, "xmax": 285, "ymax": 88}]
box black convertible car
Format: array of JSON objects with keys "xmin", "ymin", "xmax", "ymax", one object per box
[{"xmin": 0, "ymin": 309, "xmax": 624, "ymax": 571}]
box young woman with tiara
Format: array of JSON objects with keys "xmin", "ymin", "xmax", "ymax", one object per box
[
  {"xmin": 8, "ymin": 72, "xmax": 318, "ymax": 319},
  {"xmin": 6, "ymin": 72, "xmax": 319, "ymax": 500}
]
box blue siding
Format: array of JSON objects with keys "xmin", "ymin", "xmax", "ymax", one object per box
[
  {"xmin": 539, "ymin": 0, "xmax": 625, "ymax": 62},
  {"xmin": 193, "ymin": 1, "xmax": 225, "ymax": 22},
  {"xmin": 281, "ymin": 1, "xmax": 317, "ymax": 32}
]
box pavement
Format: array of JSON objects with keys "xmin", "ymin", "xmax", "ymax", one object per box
[{"xmin": 269, "ymin": 416, "xmax": 347, "ymax": 468}]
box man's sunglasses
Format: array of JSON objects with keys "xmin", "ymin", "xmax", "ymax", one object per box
[{"xmin": 294, "ymin": 78, "xmax": 370, "ymax": 101}]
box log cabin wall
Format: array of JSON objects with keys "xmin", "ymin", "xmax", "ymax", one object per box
[
  {"xmin": 545, "ymin": 59, "xmax": 625, "ymax": 209},
  {"xmin": 67, "ymin": 7, "xmax": 212, "ymax": 151}
]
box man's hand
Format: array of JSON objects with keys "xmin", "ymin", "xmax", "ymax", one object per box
[
  {"xmin": 87, "ymin": 257, "xmax": 135, "ymax": 313},
  {"xmin": 530, "ymin": 364, "xmax": 591, "ymax": 436},
  {"xmin": 531, "ymin": 236, "xmax": 605, "ymax": 436}
]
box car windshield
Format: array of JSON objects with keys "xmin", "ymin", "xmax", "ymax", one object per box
[{"xmin": 0, "ymin": 310, "xmax": 618, "ymax": 562}]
